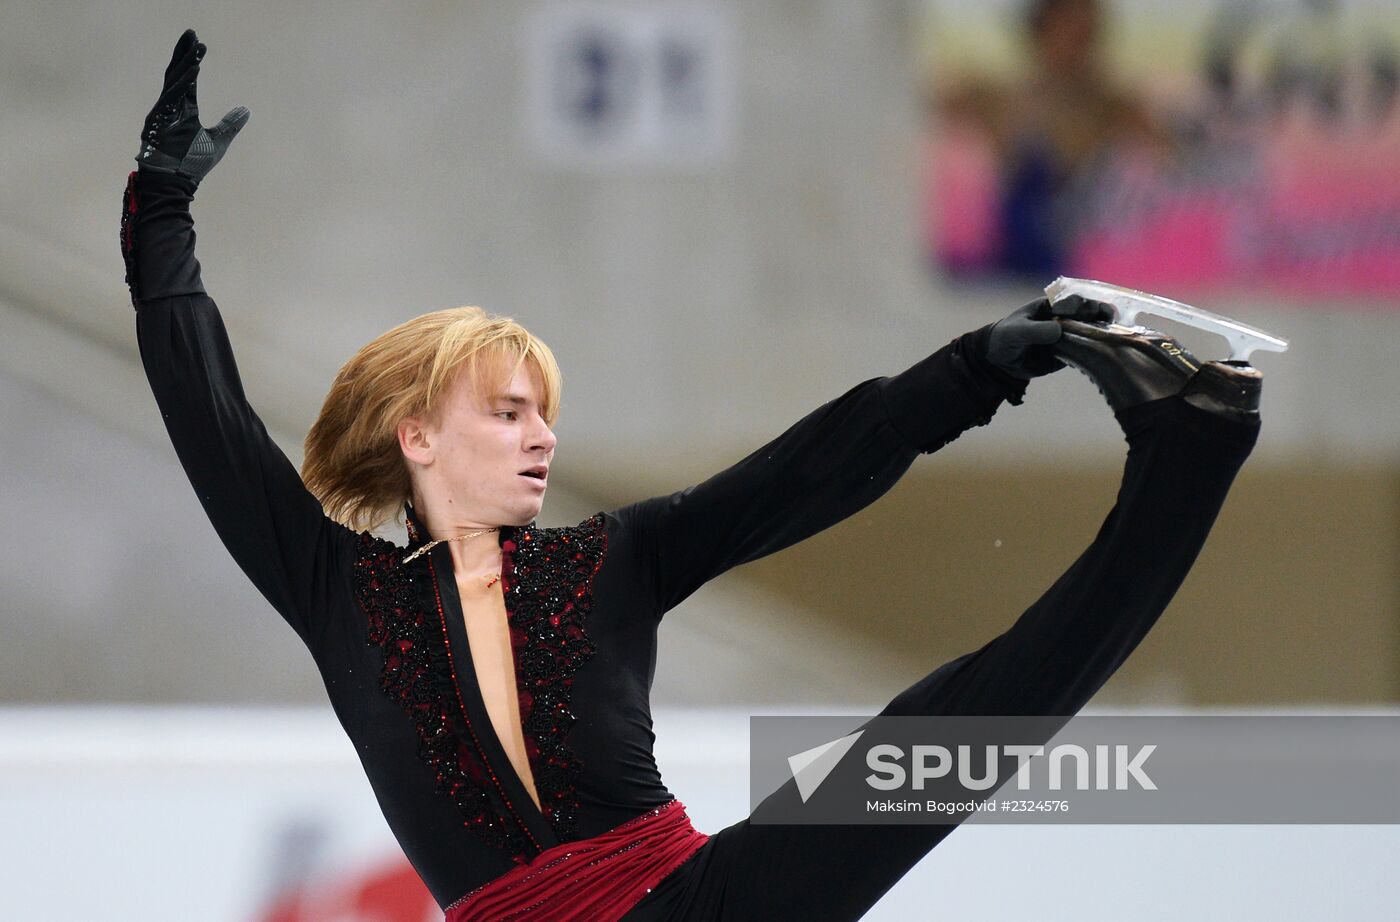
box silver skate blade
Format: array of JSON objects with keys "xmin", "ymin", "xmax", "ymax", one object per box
[{"xmin": 1045, "ymin": 277, "xmax": 1289, "ymax": 362}]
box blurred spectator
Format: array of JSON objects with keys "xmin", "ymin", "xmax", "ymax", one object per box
[{"xmin": 934, "ymin": 0, "xmax": 1169, "ymax": 278}]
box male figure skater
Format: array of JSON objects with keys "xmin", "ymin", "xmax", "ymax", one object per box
[{"xmin": 126, "ymin": 31, "xmax": 1261, "ymax": 921}]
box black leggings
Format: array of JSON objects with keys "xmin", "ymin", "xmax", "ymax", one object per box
[{"xmin": 622, "ymin": 394, "xmax": 1261, "ymax": 922}]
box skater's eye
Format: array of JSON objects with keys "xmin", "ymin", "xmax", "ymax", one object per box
[{"xmin": 496, "ymin": 411, "xmax": 518, "ymax": 421}]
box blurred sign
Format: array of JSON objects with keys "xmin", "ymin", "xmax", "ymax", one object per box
[
  {"xmin": 256, "ymin": 859, "xmax": 437, "ymax": 922},
  {"xmin": 0, "ymin": 707, "xmax": 749, "ymax": 922},
  {"xmin": 920, "ymin": 0, "xmax": 1400, "ymax": 299},
  {"xmin": 526, "ymin": 3, "xmax": 736, "ymax": 167}
]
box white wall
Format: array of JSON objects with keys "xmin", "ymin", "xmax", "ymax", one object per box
[
  {"xmin": 2, "ymin": 0, "xmax": 1394, "ymax": 476},
  {"xmin": 2, "ymin": 706, "xmax": 1396, "ymax": 921},
  {"xmin": 1, "ymin": 2, "xmax": 1393, "ymax": 705}
]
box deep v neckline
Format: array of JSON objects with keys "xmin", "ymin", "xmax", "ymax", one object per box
[
  {"xmin": 454, "ymin": 565, "xmax": 543, "ymax": 813},
  {"xmin": 429, "ymin": 541, "xmax": 558, "ymax": 847},
  {"xmin": 392, "ymin": 501, "xmax": 608, "ymax": 858},
  {"xmin": 405, "ymin": 505, "xmax": 560, "ymax": 852}
]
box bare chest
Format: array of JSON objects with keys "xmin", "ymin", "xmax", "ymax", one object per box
[{"xmin": 457, "ymin": 576, "xmax": 542, "ymax": 811}]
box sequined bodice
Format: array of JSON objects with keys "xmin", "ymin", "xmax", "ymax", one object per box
[{"xmin": 352, "ymin": 503, "xmax": 613, "ymax": 863}]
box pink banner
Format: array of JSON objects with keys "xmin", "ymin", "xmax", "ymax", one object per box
[{"xmin": 921, "ymin": 0, "xmax": 1400, "ymax": 300}]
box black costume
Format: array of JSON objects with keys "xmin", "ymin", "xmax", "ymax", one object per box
[{"xmin": 125, "ymin": 166, "xmax": 1258, "ymax": 919}]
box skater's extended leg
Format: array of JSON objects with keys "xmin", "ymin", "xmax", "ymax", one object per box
[
  {"xmin": 878, "ymin": 318, "xmax": 1265, "ymax": 719},
  {"xmin": 882, "ymin": 389, "xmax": 1259, "ymax": 720},
  {"xmin": 630, "ymin": 395, "xmax": 1259, "ymax": 922},
  {"xmin": 625, "ymin": 324, "xmax": 1263, "ymax": 922}
]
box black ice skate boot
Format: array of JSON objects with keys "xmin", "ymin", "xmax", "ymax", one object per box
[{"xmin": 1054, "ymin": 319, "xmax": 1262, "ymax": 418}]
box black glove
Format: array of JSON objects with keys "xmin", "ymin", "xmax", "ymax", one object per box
[
  {"xmin": 986, "ymin": 294, "xmax": 1114, "ymax": 379},
  {"xmin": 135, "ymin": 29, "xmax": 249, "ymax": 183}
]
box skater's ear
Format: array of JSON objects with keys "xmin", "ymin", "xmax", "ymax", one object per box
[{"xmin": 397, "ymin": 414, "xmax": 437, "ymax": 467}]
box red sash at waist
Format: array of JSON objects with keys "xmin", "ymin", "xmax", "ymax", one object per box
[{"xmin": 445, "ymin": 799, "xmax": 708, "ymax": 922}]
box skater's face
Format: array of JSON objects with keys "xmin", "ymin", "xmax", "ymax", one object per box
[{"xmin": 399, "ymin": 356, "xmax": 557, "ymax": 528}]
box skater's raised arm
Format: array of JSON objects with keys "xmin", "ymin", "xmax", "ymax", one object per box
[
  {"xmin": 124, "ymin": 31, "xmax": 356, "ymax": 646},
  {"xmin": 612, "ymin": 298, "xmax": 1110, "ymax": 616}
]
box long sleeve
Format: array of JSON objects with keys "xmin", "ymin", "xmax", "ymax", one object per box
[
  {"xmin": 126, "ymin": 170, "xmax": 357, "ymax": 647},
  {"xmin": 611, "ymin": 327, "xmax": 1029, "ymax": 615}
]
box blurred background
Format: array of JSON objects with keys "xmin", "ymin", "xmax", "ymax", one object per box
[{"xmin": 3, "ymin": 0, "xmax": 1397, "ymax": 919}]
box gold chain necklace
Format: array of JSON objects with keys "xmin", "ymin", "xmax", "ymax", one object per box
[{"xmin": 402, "ymin": 526, "xmax": 500, "ymax": 565}]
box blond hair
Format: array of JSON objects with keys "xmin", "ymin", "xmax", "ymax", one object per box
[{"xmin": 302, "ymin": 306, "xmax": 562, "ymax": 533}]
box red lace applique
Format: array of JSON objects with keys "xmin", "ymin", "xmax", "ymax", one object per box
[
  {"xmin": 502, "ymin": 514, "xmax": 609, "ymax": 841},
  {"xmin": 350, "ymin": 513, "xmax": 609, "ymax": 857},
  {"xmin": 352, "ymin": 533, "xmax": 533, "ymax": 857}
]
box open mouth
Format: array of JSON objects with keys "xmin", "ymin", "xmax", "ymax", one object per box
[{"xmin": 520, "ymin": 468, "xmax": 548, "ymax": 481}]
